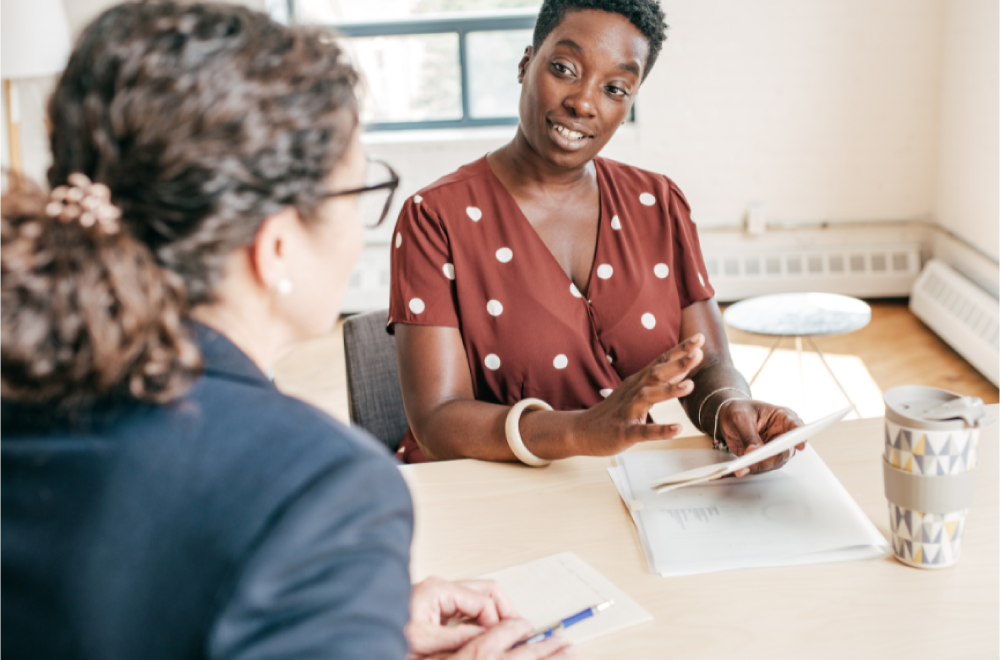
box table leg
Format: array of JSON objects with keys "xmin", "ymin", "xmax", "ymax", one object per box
[
  {"xmin": 806, "ymin": 336, "xmax": 861, "ymax": 417},
  {"xmin": 795, "ymin": 336, "xmax": 805, "ymax": 389},
  {"xmin": 748, "ymin": 336, "xmax": 783, "ymax": 387}
]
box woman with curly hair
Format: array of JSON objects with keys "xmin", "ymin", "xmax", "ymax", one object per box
[
  {"xmin": 390, "ymin": 0, "xmax": 804, "ymax": 466},
  {"xmin": 1, "ymin": 3, "xmax": 572, "ymax": 659}
]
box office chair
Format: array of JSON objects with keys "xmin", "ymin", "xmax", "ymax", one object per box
[{"xmin": 342, "ymin": 309, "xmax": 410, "ymax": 453}]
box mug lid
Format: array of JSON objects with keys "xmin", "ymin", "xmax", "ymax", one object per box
[{"xmin": 884, "ymin": 386, "xmax": 988, "ymax": 430}]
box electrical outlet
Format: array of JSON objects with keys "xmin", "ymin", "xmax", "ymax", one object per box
[{"xmin": 746, "ymin": 202, "xmax": 766, "ymax": 235}]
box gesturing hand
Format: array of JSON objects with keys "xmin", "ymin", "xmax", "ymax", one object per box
[
  {"xmin": 715, "ymin": 400, "xmax": 805, "ymax": 477},
  {"xmin": 406, "ymin": 578, "xmax": 575, "ymax": 660},
  {"xmin": 570, "ymin": 334, "xmax": 705, "ymax": 456}
]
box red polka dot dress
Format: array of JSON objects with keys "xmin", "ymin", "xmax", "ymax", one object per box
[{"xmin": 389, "ymin": 156, "xmax": 715, "ymax": 459}]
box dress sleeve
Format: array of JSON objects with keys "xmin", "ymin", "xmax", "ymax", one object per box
[
  {"xmin": 667, "ymin": 179, "xmax": 716, "ymax": 308},
  {"xmin": 388, "ymin": 196, "xmax": 459, "ymax": 334},
  {"xmin": 206, "ymin": 453, "xmax": 414, "ymax": 660}
]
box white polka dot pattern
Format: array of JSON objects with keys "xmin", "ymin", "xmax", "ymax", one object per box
[
  {"xmin": 570, "ymin": 283, "xmax": 582, "ymax": 298},
  {"xmin": 496, "ymin": 247, "xmax": 513, "ymax": 263},
  {"xmin": 395, "ymin": 232, "xmax": 402, "ymax": 248},
  {"xmin": 639, "ymin": 192, "xmax": 656, "ymax": 206},
  {"xmin": 442, "ymin": 263, "xmax": 455, "ymax": 280},
  {"xmin": 409, "ymin": 298, "xmax": 425, "ymax": 314},
  {"xmin": 610, "ymin": 215, "xmax": 621, "ymax": 231},
  {"xmin": 466, "ymin": 206, "xmax": 482, "ymax": 221},
  {"xmin": 641, "ymin": 313, "xmax": 656, "ymax": 329},
  {"xmin": 553, "ymin": 354, "xmax": 568, "ymax": 369},
  {"xmin": 597, "ymin": 264, "xmax": 613, "ymax": 280},
  {"xmin": 654, "ymin": 263, "xmax": 669, "ymax": 278},
  {"xmin": 698, "ymin": 272, "xmax": 705, "ymax": 286},
  {"xmin": 485, "ymin": 354, "xmax": 501, "ymax": 370},
  {"xmin": 600, "ymin": 388, "xmax": 613, "ymax": 398},
  {"xmin": 607, "ymin": 355, "xmax": 613, "ymax": 363},
  {"xmin": 487, "ymin": 300, "xmax": 504, "ymax": 316},
  {"xmin": 414, "ymin": 194, "xmax": 423, "ymax": 203}
]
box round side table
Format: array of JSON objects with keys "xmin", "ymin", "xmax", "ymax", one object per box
[{"xmin": 723, "ymin": 293, "xmax": 872, "ymax": 413}]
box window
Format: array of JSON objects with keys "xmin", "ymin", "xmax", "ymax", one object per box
[{"xmin": 276, "ymin": 1, "xmax": 541, "ymax": 130}]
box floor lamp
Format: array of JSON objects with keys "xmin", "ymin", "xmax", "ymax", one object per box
[{"xmin": 1, "ymin": 0, "xmax": 72, "ymax": 184}]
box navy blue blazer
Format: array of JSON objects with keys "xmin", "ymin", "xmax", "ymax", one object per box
[{"xmin": 2, "ymin": 324, "xmax": 414, "ymax": 659}]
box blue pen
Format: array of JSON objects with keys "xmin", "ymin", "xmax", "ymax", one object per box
[{"xmin": 515, "ymin": 600, "xmax": 614, "ymax": 647}]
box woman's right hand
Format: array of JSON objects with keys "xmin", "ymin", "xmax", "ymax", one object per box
[
  {"xmin": 563, "ymin": 333, "xmax": 705, "ymax": 456},
  {"xmin": 406, "ymin": 578, "xmax": 575, "ymax": 660},
  {"xmin": 449, "ymin": 619, "xmax": 575, "ymax": 660}
]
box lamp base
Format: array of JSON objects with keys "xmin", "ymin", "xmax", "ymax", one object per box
[{"xmin": 3, "ymin": 79, "xmax": 23, "ymax": 191}]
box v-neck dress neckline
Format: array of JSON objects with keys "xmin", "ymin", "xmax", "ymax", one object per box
[{"xmin": 480, "ymin": 157, "xmax": 607, "ymax": 301}]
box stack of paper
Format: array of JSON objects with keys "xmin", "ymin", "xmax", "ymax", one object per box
[{"xmin": 608, "ymin": 428, "xmax": 889, "ymax": 576}]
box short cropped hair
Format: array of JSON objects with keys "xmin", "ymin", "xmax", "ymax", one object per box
[{"xmin": 532, "ymin": 0, "xmax": 668, "ymax": 81}]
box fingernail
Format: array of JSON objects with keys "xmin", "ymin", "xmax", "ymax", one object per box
[{"xmin": 670, "ymin": 424, "xmax": 681, "ymax": 431}]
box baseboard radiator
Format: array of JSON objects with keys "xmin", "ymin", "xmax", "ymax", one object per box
[
  {"xmin": 342, "ymin": 241, "xmax": 926, "ymax": 313},
  {"xmin": 909, "ymin": 259, "xmax": 999, "ymax": 386},
  {"xmin": 704, "ymin": 243, "xmax": 922, "ymax": 302}
]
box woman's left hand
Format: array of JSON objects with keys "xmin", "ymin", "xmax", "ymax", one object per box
[{"xmin": 715, "ymin": 400, "xmax": 805, "ymax": 477}]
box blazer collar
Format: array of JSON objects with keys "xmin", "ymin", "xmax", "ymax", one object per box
[{"xmin": 191, "ymin": 322, "xmax": 275, "ymax": 390}]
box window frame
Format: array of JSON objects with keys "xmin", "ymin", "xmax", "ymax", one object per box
[{"xmin": 288, "ymin": 6, "xmax": 538, "ymax": 131}]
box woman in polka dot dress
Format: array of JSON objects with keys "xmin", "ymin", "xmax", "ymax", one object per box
[{"xmin": 389, "ymin": 0, "xmax": 804, "ymax": 468}]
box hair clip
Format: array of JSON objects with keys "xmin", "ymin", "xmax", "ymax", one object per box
[{"xmin": 45, "ymin": 173, "xmax": 122, "ymax": 235}]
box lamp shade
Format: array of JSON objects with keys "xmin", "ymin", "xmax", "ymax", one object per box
[{"xmin": 1, "ymin": 0, "xmax": 72, "ymax": 79}]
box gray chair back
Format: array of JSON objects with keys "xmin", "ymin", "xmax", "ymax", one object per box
[{"xmin": 342, "ymin": 309, "xmax": 409, "ymax": 453}]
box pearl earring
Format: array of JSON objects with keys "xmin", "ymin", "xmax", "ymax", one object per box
[{"xmin": 276, "ymin": 278, "xmax": 293, "ymax": 296}]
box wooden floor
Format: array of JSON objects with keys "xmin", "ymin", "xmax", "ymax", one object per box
[{"xmin": 271, "ymin": 300, "xmax": 997, "ymax": 426}]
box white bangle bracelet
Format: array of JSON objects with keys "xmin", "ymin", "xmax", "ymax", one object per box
[{"xmin": 505, "ymin": 398, "xmax": 554, "ymax": 467}]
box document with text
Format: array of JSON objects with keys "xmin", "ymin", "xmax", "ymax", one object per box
[{"xmin": 609, "ymin": 445, "xmax": 890, "ymax": 576}]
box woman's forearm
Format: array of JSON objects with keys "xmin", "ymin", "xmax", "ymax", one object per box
[
  {"xmin": 681, "ymin": 361, "xmax": 751, "ymax": 437},
  {"xmin": 397, "ymin": 324, "xmax": 703, "ymax": 462},
  {"xmin": 677, "ymin": 299, "xmax": 751, "ymax": 439},
  {"xmin": 409, "ymin": 398, "xmax": 585, "ymax": 462}
]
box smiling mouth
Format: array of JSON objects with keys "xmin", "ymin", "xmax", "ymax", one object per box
[{"xmin": 549, "ymin": 120, "xmax": 591, "ymax": 141}]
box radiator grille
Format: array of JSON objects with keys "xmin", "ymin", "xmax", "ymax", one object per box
[
  {"xmin": 910, "ymin": 259, "xmax": 999, "ymax": 386},
  {"xmin": 705, "ymin": 246, "xmax": 919, "ymax": 280},
  {"xmin": 703, "ymin": 243, "xmax": 921, "ymax": 301}
]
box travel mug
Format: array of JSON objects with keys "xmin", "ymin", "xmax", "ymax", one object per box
[{"xmin": 883, "ymin": 386, "xmax": 993, "ymax": 568}]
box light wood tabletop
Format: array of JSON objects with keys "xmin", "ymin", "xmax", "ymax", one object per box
[{"xmin": 400, "ymin": 415, "xmax": 999, "ymax": 660}]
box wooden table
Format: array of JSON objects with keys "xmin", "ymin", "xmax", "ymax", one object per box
[{"xmin": 400, "ymin": 416, "xmax": 998, "ymax": 659}]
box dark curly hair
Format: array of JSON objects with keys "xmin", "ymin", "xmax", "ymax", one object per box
[
  {"xmin": 532, "ymin": 0, "xmax": 668, "ymax": 80},
  {"xmin": 1, "ymin": 2, "xmax": 359, "ymax": 407}
]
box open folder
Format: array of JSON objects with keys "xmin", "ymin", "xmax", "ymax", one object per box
[{"xmin": 608, "ymin": 408, "xmax": 889, "ymax": 576}]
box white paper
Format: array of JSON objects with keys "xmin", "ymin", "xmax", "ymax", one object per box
[
  {"xmin": 610, "ymin": 446, "xmax": 889, "ymax": 576},
  {"xmin": 478, "ymin": 552, "xmax": 653, "ymax": 644},
  {"xmin": 650, "ymin": 405, "xmax": 853, "ymax": 492}
]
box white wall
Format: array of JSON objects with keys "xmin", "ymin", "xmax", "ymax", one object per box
[
  {"xmin": 7, "ymin": 1, "xmax": 994, "ymax": 251},
  {"xmin": 368, "ymin": 0, "xmax": 947, "ymax": 232},
  {"xmin": 933, "ymin": 0, "xmax": 999, "ymax": 263}
]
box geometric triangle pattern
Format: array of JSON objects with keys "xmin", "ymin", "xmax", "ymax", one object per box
[
  {"xmin": 888, "ymin": 503, "xmax": 968, "ymax": 569},
  {"xmin": 885, "ymin": 422, "xmax": 979, "ymax": 475}
]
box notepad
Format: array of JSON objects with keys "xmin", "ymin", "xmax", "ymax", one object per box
[
  {"xmin": 609, "ymin": 444, "xmax": 889, "ymax": 576},
  {"xmin": 477, "ymin": 552, "xmax": 653, "ymax": 644}
]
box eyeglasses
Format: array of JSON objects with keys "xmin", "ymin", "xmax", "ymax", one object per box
[{"xmin": 321, "ymin": 158, "xmax": 399, "ymax": 228}]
